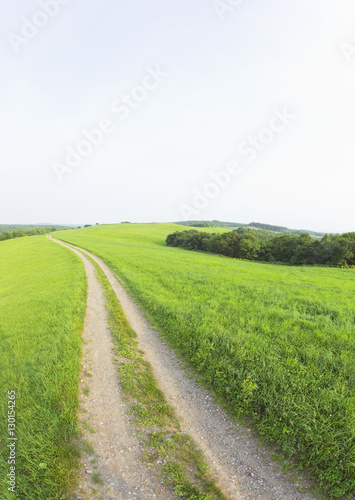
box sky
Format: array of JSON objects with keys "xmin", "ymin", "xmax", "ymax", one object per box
[{"xmin": 1, "ymin": 0, "xmax": 355, "ymax": 233}]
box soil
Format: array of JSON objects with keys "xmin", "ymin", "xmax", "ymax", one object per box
[{"xmin": 50, "ymin": 237, "xmax": 317, "ymax": 500}]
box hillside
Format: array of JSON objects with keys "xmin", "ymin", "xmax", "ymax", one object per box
[
  {"xmin": 54, "ymin": 223, "xmax": 355, "ymax": 497},
  {"xmin": 176, "ymin": 220, "xmax": 326, "ymax": 237}
]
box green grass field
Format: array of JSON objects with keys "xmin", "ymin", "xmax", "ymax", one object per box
[
  {"xmin": 0, "ymin": 236, "xmax": 87, "ymax": 499},
  {"xmin": 55, "ymin": 223, "xmax": 355, "ymax": 498}
]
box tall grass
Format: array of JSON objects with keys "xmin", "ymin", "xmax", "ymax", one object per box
[
  {"xmin": 0, "ymin": 236, "xmax": 87, "ymax": 499},
  {"xmin": 55, "ymin": 223, "xmax": 355, "ymax": 498}
]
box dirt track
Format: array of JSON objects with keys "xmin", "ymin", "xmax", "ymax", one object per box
[{"xmin": 50, "ymin": 236, "xmax": 316, "ymax": 500}]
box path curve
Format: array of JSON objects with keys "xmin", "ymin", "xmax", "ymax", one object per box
[{"xmin": 50, "ymin": 236, "xmax": 316, "ymax": 500}]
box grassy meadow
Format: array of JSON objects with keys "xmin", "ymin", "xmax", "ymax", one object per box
[
  {"xmin": 55, "ymin": 223, "xmax": 355, "ymax": 498},
  {"xmin": 0, "ymin": 236, "xmax": 87, "ymax": 499}
]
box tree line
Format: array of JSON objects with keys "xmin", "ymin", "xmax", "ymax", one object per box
[
  {"xmin": 166, "ymin": 230, "xmax": 355, "ymax": 267},
  {"xmin": 248, "ymin": 222, "xmax": 325, "ymax": 237},
  {"xmin": 176, "ymin": 220, "xmax": 241, "ymax": 228},
  {"xmin": 0, "ymin": 226, "xmax": 58, "ymax": 242},
  {"xmin": 176, "ymin": 220, "xmax": 326, "ymax": 237}
]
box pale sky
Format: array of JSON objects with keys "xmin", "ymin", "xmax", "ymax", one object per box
[{"xmin": 1, "ymin": 0, "xmax": 355, "ymax": 233}]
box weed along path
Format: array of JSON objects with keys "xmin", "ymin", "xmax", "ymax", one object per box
[{"xmin": 49, "ymin": 237, "xmax": 316, "ymax": 500}]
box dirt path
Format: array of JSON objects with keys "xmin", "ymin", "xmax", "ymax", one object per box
[
  {"xmin": 50, "ymin": 237, "xmax": 316, "ymax": 500},
  {"xmin": 50, "ymin": 238, "xmax": 173, "ymax": 499}
]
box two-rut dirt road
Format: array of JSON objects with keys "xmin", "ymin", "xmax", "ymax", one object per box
[{"xmin": 50, "ymin": 237, "xmax": 316, "ymax": 500}]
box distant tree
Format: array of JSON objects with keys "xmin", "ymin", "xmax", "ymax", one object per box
[
  {"xmin": 291, "ymin": 233, "xmax": 315, "ymax": 265},
  {"xmin": 206, "ymin": 233, "xmax": 231, "ymax": 256},
  {"xmin": 329, "ymin": 233, "xmax": 355, "ymax": 267},
  {"xmin": 238, "ymin": 234, "xmax": 260, "ymax": 260},
  {"xmin": 341, "ymin": 232, "xmax": 355, "ymax": 265},
  {"xmin": 12, "ymin": 230, "xmax": 25, "ymax": 238},
  {"xmin": 318, "ymin": 234, "xmax": 340, "ymax": 265},
  {"xmin": 264, "ymin": 234, "xmax": 297, "ymax": 262},
  {"xmin": 0, "ymin": 232, "xmax": 11, "ymax": 241}
]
